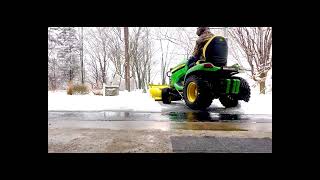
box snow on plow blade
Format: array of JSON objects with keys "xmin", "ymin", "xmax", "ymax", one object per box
[{"xmin": 148, "ymin": 84, "xmax": 170, "ymax": 101}]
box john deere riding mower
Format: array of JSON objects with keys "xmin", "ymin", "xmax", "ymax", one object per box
[{"xmin": 149, "ymin": 35, "xmax": 251, "ymax": 110}]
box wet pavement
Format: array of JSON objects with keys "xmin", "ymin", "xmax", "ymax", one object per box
[
  {"xmin": 48, "ymin": 100, "xmax": 271, "ymax": 124},
  {"xmin": 48, "ymin": 111, "xmax": 272, "ymax": 132},
  {"xmin": 48, "ymin": 110, "xmax": 272, "ymax": 122},
  {"xmin": 48, "ymin": 102, "xmax": 272, "ymax": 153}
]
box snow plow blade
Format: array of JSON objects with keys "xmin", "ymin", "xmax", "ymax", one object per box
[{"xmin": 148, "ymin": 84, "xmax": 170, "ymax": 101}]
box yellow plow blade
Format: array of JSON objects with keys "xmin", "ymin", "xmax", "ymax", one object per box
[{"xmin": 148, "ymin": 84, "xmax": 170, "ymax": 101}]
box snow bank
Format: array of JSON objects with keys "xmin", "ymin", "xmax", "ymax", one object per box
[
  {"xmin": 239, "ymin": 93, "xmax": 272, "ymax": 114},
  {"xmin": 48, "ymin": 86, "xmax": 271, "ymax": 115},
  {"xmin": 206, "ymin": 93, "xmax": 272, "ymax": 115},
  {"xmin": 48, "ymin": 90, "xmax": 162, "ymax": 112}
]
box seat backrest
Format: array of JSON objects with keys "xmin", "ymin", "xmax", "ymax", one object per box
[{"xmin": 202, "ymin": 36, "xmax": 228, "ymax": 67}]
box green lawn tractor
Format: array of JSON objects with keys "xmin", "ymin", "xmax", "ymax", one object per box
[{"xmin": 150, "ymin": 35, "xmax": 251, "ymax": 110}]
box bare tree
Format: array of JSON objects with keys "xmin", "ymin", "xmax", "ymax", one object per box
[
  {"xmin": 229, "ymin": 27, "xmax": 272, "ymax": 94},
  {"xmin": 129, "ymin": 27, "xmax": 141, "ymax": 90},
  {"xmin": 106, "ymin": 27, "xmax": 125, "ymax": 86},
  {"xmin": 159, "ymin": 38, "xmax": 173, "ymax": 85},
  {"xmin": 154, "ymin": 27, "xmax": 196, "ymax": 59},
  {"xmin": 85, "ymin": 54, "xmax": 101, "ymax": 89},
  {"xmin": 139, "ymin": 27, "xmax": 154, "ymax": 92},
  {"xmin": 127, "ymin": 27, "xmax": 156, "ymax": 92},
  {"xmin": 85, "ymin": 27, "xmax": 111, "ymax": 88},
  {"xmin": 144, "ymin": 27, "xmax": 155, "ymax": 87},
  {"xmin": 56, "ymin": 27, "xmax": 81, "ymax": 86},
  {"xmin": 48, "ymin": 27, "xmax": 59, "ymax": 90},
  {"xmin": 151, "ymin": 27, "xmax": 181, "ymax": 85},
  {"xmin": 77, "ymin": 27, "xmax": 85, "ymax": 84}
]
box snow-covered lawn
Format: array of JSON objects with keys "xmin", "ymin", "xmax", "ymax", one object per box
[
  {"xmin": 48, "ymin": 88, "xmax": 271, "ymax": 114},
  {"xmin": 234, "ymin": 93, "xmax": 272, "ymax": 114},
  {"xmin": 48, "ymin": 90, "xmax": 162, "ymax": 112}
]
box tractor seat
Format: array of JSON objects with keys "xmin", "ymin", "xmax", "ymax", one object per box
[{"xmin": 202, "ymin": 35, "xmax": 228, "ymax": 67}]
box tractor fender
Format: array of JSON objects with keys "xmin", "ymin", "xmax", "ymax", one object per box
[{"xmin": 184, "ymin": 63, "xmax": 221, "ymax": 82}]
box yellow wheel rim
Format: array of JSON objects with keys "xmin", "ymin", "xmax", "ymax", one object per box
[{"xmin": 187, "ymin": 82, "xmax": 198, "ymax": 103}]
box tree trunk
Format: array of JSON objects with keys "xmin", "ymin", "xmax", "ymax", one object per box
[
  {"xmin": 148, "ymin": 63, "xmax": 151, "ymax": 84},
  {"xmin": 69, "ymin": 69, "xmax": 72, "ymax": 82},
  {"xmin": 260, "ymin": 81, "xmax": 266, "ymax": 94},
  {"xmin": 111, "ymin": 72, "xmax": 117, "ymax": 85},
  {"xmin": 53, "ymin": 60, "xmax": 56, "ymax": 90},
  {"xmin": 124, "ymin": 27, "xmax": 130, "ymax": 92},
  {"xmin": 102, "ymin": 71, "xmax": 106, "ymax": 84},
  {"xmin": 259, "ymin": 72, "xmax": 267, "ymax": 94},
  {"xmin": 80, "ymin": 27, "xmax": 84, "ymax": 84},
  {"xmin": 160, "ymin": 39, "xmax": 166, "ymax": 85},
  {"xmin": 69, "ymin": 46, "xmax": 72, "ymax": 82},
  {"xmin": 142, "ymin": 77, "xmax": 146, "ymax": 93},
  {"xmin": 162, "ymin": 64, "xmax": 166, "ymax": 85},
  {"xmin": 135, "ymin": 62, "xmax": 141, "ymax": 89},
  {"xmin": 119, "ymin": 76, "xmax": 122, "ymax": 88},
  {"xmin": 53, "ymin": 68, "xmax": 56, "ymax": 90}
]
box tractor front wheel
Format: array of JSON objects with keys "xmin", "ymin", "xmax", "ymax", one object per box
[{"xmin": 162, "ymin": 88, "xmax": 172, "ymax": 104}]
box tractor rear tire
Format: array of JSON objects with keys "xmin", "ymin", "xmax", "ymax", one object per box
[
  {"xmin": 183, "ymin": 75, "xmax": 213, "ymax": 110},
  {"xmin": 234, "ymin": 77, "xmax": 251, "ymax": 102},
  {"xmin": 219, "ymin": 95, "xmax": 239, "ymax": 108},
  {"xmin": 162, "ymin": 88, "xmax": 172, "ymax": 104}
]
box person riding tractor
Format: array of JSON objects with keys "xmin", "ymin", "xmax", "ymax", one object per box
[{"xmin": 187, "ymin": 27, "xmax": 215, "ymax": 69}]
